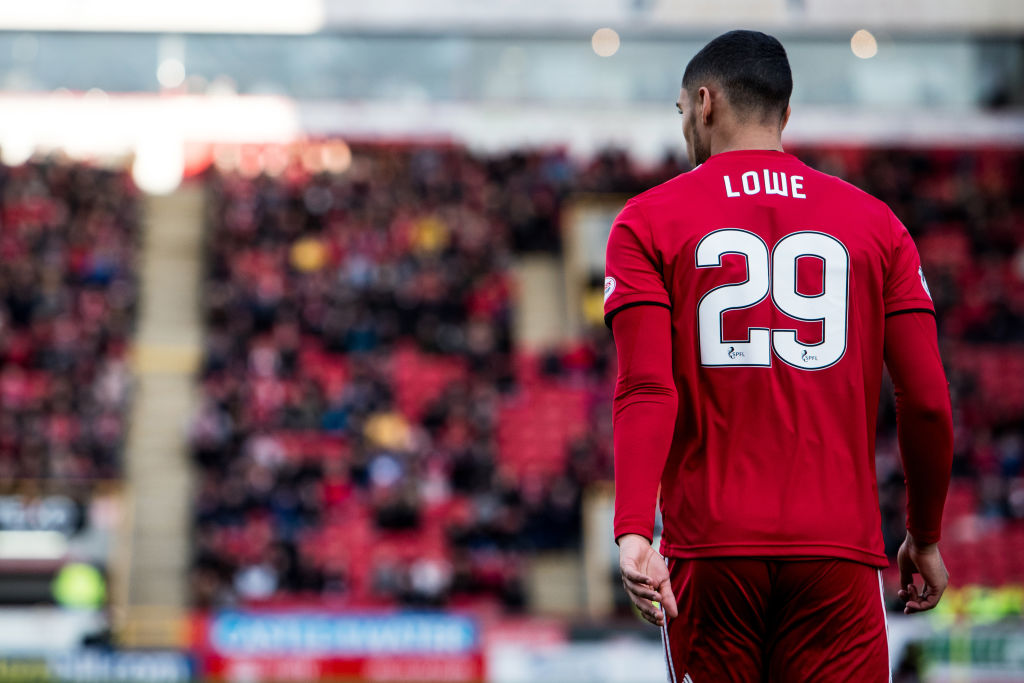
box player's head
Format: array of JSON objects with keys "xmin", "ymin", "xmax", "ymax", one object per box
[{"xmin": 677, "ymin": 30, "xmax": 793, "ymax": 166}]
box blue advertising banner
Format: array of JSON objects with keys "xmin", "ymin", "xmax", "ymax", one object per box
[{"xmin": 206, "ymin": 612, "xmax": 479, "ymax": 657}]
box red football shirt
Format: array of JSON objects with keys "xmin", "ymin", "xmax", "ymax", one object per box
[{"xmin": 604, "ymin": 149, "xmax": 934, "ymax": 568}]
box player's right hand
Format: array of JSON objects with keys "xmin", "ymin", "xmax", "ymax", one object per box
[
  {"xmin": 897, "ymin": 532, "xmax": 949, "ymax": 615},
  {"xmin": 618, "ymin": 533, "xmax": 679, "ymax": 627}
]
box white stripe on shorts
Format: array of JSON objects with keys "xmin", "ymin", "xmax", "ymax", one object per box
[
  {"xmin": 877, "ymin": 570, "xmax": 891, "ymax": 683},
  {"xmin": 660, "ymin": 601, "xmax": 677, "ymax": 683},
  {"xmin": 660, "ymin": 556, "xmax": 684, "ymax": 683}
]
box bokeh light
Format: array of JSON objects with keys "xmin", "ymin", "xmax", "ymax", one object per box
[
  {"xmin": 851, "ymin": 29, "xmax": 878, "ymax": 59},
  {"xmin": 132, "ymin": 136, "xmax": 185, "ymax": 194},
  {"xmin": 157, "ymin": 57, "xmax": 186, "ymax": 88},
  {"xmin": 591, "ymin": 28, "xmax": 620, "ymax": 57},
  {"xmin": 321, "ymin": 140, "xmax": 352, "ymax": 174}
]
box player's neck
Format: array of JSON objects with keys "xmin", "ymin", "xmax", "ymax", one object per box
[{"xmin": 711, "ymin": 128, "xmax": 784, "ymax": 156}]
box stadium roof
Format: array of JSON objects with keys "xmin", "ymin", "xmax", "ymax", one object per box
[{"xmin": 1, "ymin": 0, "xmax": 1022, "ymax": 34}]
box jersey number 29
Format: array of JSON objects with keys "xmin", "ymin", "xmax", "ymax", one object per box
[{"xmin": 695, "ymin": 229, "xmax": 850, "ymax": 370}]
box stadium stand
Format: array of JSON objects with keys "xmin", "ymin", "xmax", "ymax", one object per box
[
  {"xmin": 192, "ymin": 145, "xmax": 545, "ymax": 609},
  {"xmin": 190, "ymin": 143, "xmax": 1024, "ymax": 610},
  {"xmin": 0, "ymin": 161, "xmax": 138, "ymax": 483}
]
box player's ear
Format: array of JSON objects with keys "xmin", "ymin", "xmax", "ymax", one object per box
[
  {"xmin": 699, "ymin": 86, "xmax": 712, "ymax": 125},
  {"xmin": 780, "ymin": 105, "xmax": 792, "ymax": 132}
]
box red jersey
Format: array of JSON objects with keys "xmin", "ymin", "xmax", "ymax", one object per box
[{"xmin": 604, "ymin": 149, "xmax": 934, "ymax": 568}]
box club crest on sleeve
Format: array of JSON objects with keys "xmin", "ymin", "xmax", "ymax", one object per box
[
  {"xmin": 918, "ymin": 266, "xmax": 932, "ymax": 299},
  {"xmin": 604, "ymin": 276, "xmax": 616, "ymax": 303}
]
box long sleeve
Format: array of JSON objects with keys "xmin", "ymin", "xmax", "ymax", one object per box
[
  {"xmin": 883, "ymin": 311, "xmax": 953, "ymax": 543},
  {"xmin": 611, "ymin": 303, "xmax": 678, "ymax": 543}
]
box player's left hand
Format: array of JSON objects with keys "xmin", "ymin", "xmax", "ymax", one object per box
[
  {"xmin": 618, "ymin": 533, "xmax": 678, "ymax": 627},
  {"xmin": 897, "ymin": 532, "xmax": 949, "ymax": 615}
]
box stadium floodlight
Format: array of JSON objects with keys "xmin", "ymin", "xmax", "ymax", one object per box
[
  {"xmin": 592, "ymin": 28, "xmax": 621, "ymax": 58},
  {"xmin": 0, "ymin": 132, "xmax": 34, "ymax": 166},
  {"xmin": 132, "ymin": 135, "xmax": 186, "ymax": 195},
  {"xmin": 851, "ymin": 30, "xmax": 879, "ymax": 59},
  {"xmin": 157, "ymin": 59, "xmax": 187, "ymax": 90}
]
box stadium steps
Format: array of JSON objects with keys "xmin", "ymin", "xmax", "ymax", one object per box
[
  {"xmin": 526, "ymin": 552, "xmax": 584, "ymax": 616},
  {"xmin": 512, "ymin": 254, "xmax": 570, "ymax": 350},
  {"xmin": 115, "ymin": 185, "xmax": 204, "ymax": 638}
]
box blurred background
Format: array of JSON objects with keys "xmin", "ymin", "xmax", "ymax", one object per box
[{"xmin": 0, "ymin": 1, "xmax": 1022, "ymax": 681}]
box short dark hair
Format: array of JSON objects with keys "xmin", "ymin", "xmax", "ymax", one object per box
[{"xmin": 682, "ymin": 30, "xmax": 792, "ymax": 123}]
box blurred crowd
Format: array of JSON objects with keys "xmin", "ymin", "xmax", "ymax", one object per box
[
  {"xmin": 189, "ymin": 143, "xmax": 1024, "ymax": 608},
  {"xmin": 0, "ymin": 161, "xmax": 137, "ymax": 483},
  {"xmin": 0, "ymin": 146, "xmax": 1019, "ymax": 610},
  {"xmin": 0, "ymin": 141, "xmax": 994, "ymax": 608},
  {"xmin": 191, "ymin": 145, "xmax": 606, "ymax": 608}
]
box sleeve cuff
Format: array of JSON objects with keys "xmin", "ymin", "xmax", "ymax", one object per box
[
  {"xmin": 604, "ymin": 301, "xmax": 671, "ymax": 329},
  {"xmin": 885, "ymin": 302, "xmax": 935, "ymax": 318},
  {"xmin": 907, "ymin": 523, "xmax": 941, "ymax": 545},
  {"xmin": 614, "ymin": 524, "xmax": 655, "ymax": 545}
]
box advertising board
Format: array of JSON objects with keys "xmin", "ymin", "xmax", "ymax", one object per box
[
  {"xmin": 0, "ymin": 651, "xmax": 192, "ymax": 682},
  {"xmin": 194, "ymin": 611, "xmax": 484, "ymax": 682}
]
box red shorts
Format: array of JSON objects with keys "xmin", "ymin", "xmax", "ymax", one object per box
[{"xmin": 661, "ymin": 557, "xmax": 889, "ymax": 683}]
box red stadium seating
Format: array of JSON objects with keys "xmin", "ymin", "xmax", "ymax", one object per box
[{"xmin": 190, "ymin": 143, "xmax": 1024, "ymax": 610}]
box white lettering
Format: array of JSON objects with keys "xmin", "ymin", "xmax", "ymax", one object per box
[
  {"xmin": 722, "ymin": 170, "xmax": 805, "ymax": 199},
  {"xmin": 741, "ymin": 171, "xmax": 760, "ymax": 195},
  {"xmin": 791, "ymin": 175, "xmax": 806, "ymax": 198},
  {"xmin": 763, "ymin": 170, "xmax": 788, "ymax": 196},
  {"xmin": 724, "ymin": 175, "xmax": 740, "ymax": 197}
]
